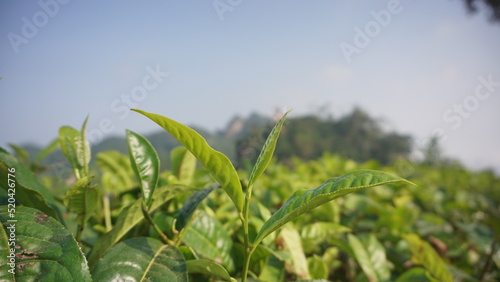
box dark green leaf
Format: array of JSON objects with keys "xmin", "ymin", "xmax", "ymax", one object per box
[
  {"xmin": 248, "ymin": 110, "xmax": 290, "ymax": 188},
  {"xmin": 126, "ymin": 130, "xmax": 160, "ymax": 207},
  {"xmin": 175, "ymin": 183, "xmax": 218, "ymax": 231},
  {"xmin": 186, "ymin": 259, "xmax": 235, "ymax": 281},
  {"xmin": 254, "ymin": 170, "xmax": 414, "ymax": 246},
  {"xmin": 132, "ymin": 109, "xmax": 244, "ymax": 213},
  {"xmin": 395, "ymin": 267, "xmax": 434, "ymax": 282},
  {"xmin": 0, "ymin": 206, "xmax": 92, "ymax": 281},
  {"xmin": 0, "ymin": 150, "xmax": 59, "ymax": 219},
  {"xmin": 182, "ymin": 211, "xmax": 235, "ymax": 273},
  {"xmin": 92, "ymin": 237, "xmax": 187, "ymax": 281}
]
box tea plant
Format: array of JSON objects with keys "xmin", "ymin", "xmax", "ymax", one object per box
[{"xmin": 6, "ymin": 108, "xmax": 494, "ymax": 281}]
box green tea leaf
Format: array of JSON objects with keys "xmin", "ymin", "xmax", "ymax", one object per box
[
  {"xmin": 171, "ymin": 146, "xmax": 196, "ymax": 185},
  {"xmin": 0, "ymin": 150, "xmax": 59, "ymax": 219},
  {"xmin": 186, "ymin": 259, "xmax": 236, "ymax": 281},
  {"xmin": 280, "ymin": 226, "xmax": 310, "ymax": 279},
  {"xmin": 59, "ymin": 126, "xmax": 82, "ymax": 178},
  {"xmin": 182, "ymin": 211, "xmax": 235, "ymax": 273},
  {"xmin": 88, "ymin": 184, "xmax": 197, "ymax": 268},
  {"xmin": 77, "ymin": 116, "xmax": 91, "ymax": 174},
  {"xmin": 403, "ymin": 234, "xmax": 453, "ymax": 282},
  {"xmin": 63, "ymin": 175, "xmax": 98, "ymax": 223},
  {"xmin": 254, "ymin": 170, "xmax": 414, "ymax": 246},
  {"xmin": 248, "ymin": 110, "xmax": 290, "ymax": 188},
  {"xmin": 34, "ymin": 138, "xmax": 59, "ymax": 163},
  {"xmin": 8, "ymin": 143, "xmax": 30, "ymax": 166},
  {"xmin": 132, "ymin": 109, "xmax": 244, "ymax": 213},
  {"xmin": 348, "ymin": 233, "xmax": 390, "ymax": 282},
  {"xmin": 96, "ymin": 150, "xmax": 135, "ymax": 194},
  {"xmin": 308, "ymin": 255, "xmax": 329, "ymax": 280},
  {"xmin": 175, "ymin": 183, "xmax": 218, "ymax": 231},
  {"xmin": 395, "ymin": 267, "xmax": 434, "ymax": 282},
  {"xmin": 259, "ymin": 255, "xmax": 285, "ymax": 282},
  {"xmin": 0, "ymin": 206, "xmax": 92, "ymax": 281},
  {"xmin": 126, "ymin": 130, "xmax": 160, "ymax": 207},
  {"xmin": 92, "ymin": 237, "xmax": 188, "ymax": 281}
]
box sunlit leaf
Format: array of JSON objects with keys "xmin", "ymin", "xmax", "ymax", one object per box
[
  {"xmin": 254, "ymin": 170, "xmax": 414, "ymax": 246},
  {"xmin": 348, "ymin": 233, "xmax": 390, "ymax": 282},
  {"xmin": 126, "ymin": 130, "xmax": 160, "ymax": 207},
  {"xmin": 132, "ymin": 109, "xmax": 244, "ymax": 213},
  {"xmin": 186, "ymin": 259, "xmax": 236, "ymax": 281},
  {"xmin": 248, "ymin": 110, "xmax": 290, "ymax": 188}
]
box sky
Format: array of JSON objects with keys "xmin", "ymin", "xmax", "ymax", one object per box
[{"xmin": 0, "ymin": 0, "xmax": 499, "ymax": 173}]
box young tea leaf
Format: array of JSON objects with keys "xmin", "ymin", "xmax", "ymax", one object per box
[
  {"xmin": 58, "ymin": 126, "xmax": 82, "ymax": 178},
  {"xmin": 77, "ymin": 116, "xmax": 91, "ymax": 174},
  {"xmin": 132, "ymin": 109, "xmax": 244, "ymax": 213},
  {"xmin": 171, "ymin": 146, "xmax": 197, "ymax": 185},
  {"xmin": 126, "ymin": 130, "xmax": 160, "ymax": 207},
  {"xmin": 248, "ymin": 110, "xmax": 290, "ymax": 188},
  {"xmin": 254, "ymin": 170, "xmax": 415, "ymax": 246},
  {"xmin": 92, "ymin": 237, "xmax": 188, "ymax": 281},
  {"xmin": 63, "ymin": 175, "xmax": 98, "ymax": 224},
  {"xmin": 186, "ymin": 259, "xmax": 236, "ymax": 282}
]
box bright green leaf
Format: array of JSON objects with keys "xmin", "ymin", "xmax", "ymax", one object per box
[
  {"xmin": 8, "ymin": 143, "xmax": 30, "ymax": 166},
  {"xmin": 248, "ymin": 110, "xmax": 290, "ymax": 188},
  {"xmin": 77, "ymin": 116, "xmax": 91, "ymax": 174},
  {"xmin": 171, "ymin": 146, "xmax": 196, "ymax": 185},
  {"xmin": 259, "ymin": 255, "xmax": 285, "ymax": 282},
  {"xmin": 0, "ymin": 206, "xmax": 92, "ymax": 281},
  {"xmin": 280, "ymin": 226, "xmax": 310, "ymax": 279},
  {"xmin": 254, "ymin": 170, "xmax": 414, "ymax": 246},
  {"xmin": 308, "ymin": 255, "xmax": 329, "ymax": 280},
  {"xmin": 131, "ymin": 109, "xmax": 244, "ymax": 213},
  {"xmin": 126, "ymin": 130, "xmax": 160, "ymax": 207},
  {"xmin": 96, "ymin": 150, "xmax": 135, "ymax": 194},
  {"xmin": 92, "ymin": 237, "xmax": 188, "ymax": 281},
  {"xmin": 395, "ymin": 267, "xmax": 434, "ymax": 282},
  {"xmin": 348, "ymin": 233, "xmax": 390, "ymax": 282},
  {"xmin": 58, "ymin": 126, "xmax": 82, "ymax": 178}
]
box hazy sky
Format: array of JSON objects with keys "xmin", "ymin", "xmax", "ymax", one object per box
[{"xmin": 1, "ymin": 0, "xmax": 499, "ymax": 173}]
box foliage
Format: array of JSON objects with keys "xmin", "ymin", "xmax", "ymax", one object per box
[{"xmin": 1, "ymin": 109, "xmax": 499, "ymax": 281}]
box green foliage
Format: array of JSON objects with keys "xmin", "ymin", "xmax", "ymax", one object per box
[
  {"xmin": 0, "ymin": 206, "xmax": 92, "ymax": 281},
  {"xmin": 1, "ymin": 109, "xmax": 498, "ymax": 281},
  {"xmin": 92, "ymin": 237, "xmax": 188, "ymax": 281}
]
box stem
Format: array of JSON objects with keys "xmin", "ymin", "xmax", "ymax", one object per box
[
  {"xmin": 75, "ymin": 220, "xmax": 85, "ymax": 242},
  {"xmin": 241, "ymin": 184, "xmax": 254, "ymax": 282},
  {"xmin": 142, "ymin": 203, "xmax": 173, "ymax": 245},
  {"xmin": 103, "ymin": 194, "xmax": 112, "ymax": 232}
]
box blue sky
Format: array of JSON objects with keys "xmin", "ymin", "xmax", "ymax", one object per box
[{"xmin": 1, "ymin": 0, "xmax": 499, "ymax": 173}]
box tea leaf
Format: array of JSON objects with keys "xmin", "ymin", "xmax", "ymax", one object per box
[
  {"xmin": 254, "ymin": 170, "xmax": 414, "ymax": 246},
  {"xmin": 92, "ymin": 237, "xmax": 188, "ymax": 281},
  {"xmin": 132, "ymin": 109, "xmax": 244, "ymax": 213},
  {"xmin": 126, "ymin": 130, "xmax": 160, "ymax": 207}
]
